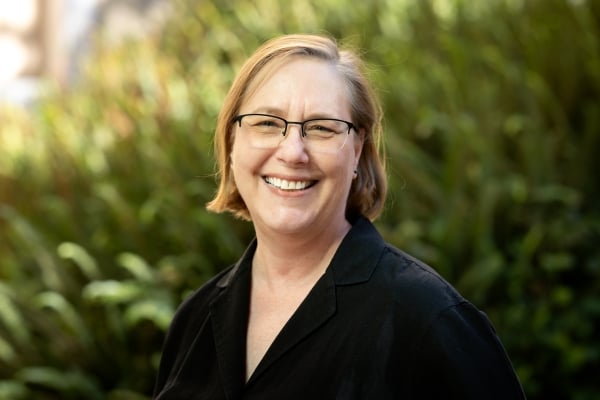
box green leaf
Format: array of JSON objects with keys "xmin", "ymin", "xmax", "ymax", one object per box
[
  {"xmin": 57, "ymin": 242, "xmax": 102, "ymax": 280},
  {"xmin": 82, "ymin": 280, "xmax": 144, "ymax": 304},
  {"xmin": 15, "ymin": 367, "xmax": 102, "ymax": 400},
  {"xmin": 117, "ymin": 253, "xmax": 156, "ymax": 283}
]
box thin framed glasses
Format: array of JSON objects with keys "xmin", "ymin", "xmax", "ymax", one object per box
[{"xmin": 233, "ymin": 113, "xmax": 356, "ymax": 153}]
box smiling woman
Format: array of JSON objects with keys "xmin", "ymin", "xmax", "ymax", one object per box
[{"xmin": 153, "ymin": 33, "xmax": 526, "ymax": 400}]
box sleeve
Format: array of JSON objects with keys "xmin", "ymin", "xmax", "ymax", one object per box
[{"xmin": 410, "ymin": 301, "xmax": 526, "ymax": 400}]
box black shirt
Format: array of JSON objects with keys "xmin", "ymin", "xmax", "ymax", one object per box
[{"xmin": 154, "ymin": 217, "xmax": 526, "ymax": 399}]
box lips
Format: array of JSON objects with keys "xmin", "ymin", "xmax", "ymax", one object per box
[{"xmin": 264, "ymin": 176, "xmax": 317, "ymax": 191}]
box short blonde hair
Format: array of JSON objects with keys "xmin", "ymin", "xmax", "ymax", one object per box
[{"xmin": 206, "ymin": 34, "xmax": 387, "ymax": 221}]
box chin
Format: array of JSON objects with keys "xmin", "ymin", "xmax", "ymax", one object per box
[{"xmin": 255, "ymin": 208, "xmax": 317, "ymax": 234}]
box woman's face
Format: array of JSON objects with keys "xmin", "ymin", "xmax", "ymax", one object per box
[{"xmin": 230, "ymin": 57, "xmax": 363, "ymax": 237}]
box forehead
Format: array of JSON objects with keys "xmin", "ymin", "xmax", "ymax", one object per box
[{"xmin": 240, "ymin": 57, "xmax": 352, "ymax": 116}]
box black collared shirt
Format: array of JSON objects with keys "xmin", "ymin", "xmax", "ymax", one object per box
[{"xmin": 154, "ymin": 217, "xmax": 525, "ymax": 399}]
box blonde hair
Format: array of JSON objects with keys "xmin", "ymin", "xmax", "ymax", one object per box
[{"xmin": 206, "ymin": 34, "xmax": 387, "ymax": 221}]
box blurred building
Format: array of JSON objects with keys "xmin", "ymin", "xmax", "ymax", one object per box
[{"xmin": 0, "ymin": 0, "xmax": 170, "ymax": 107}]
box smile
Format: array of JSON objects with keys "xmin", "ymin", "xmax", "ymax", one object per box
[{"xmin": 264, "ymin": 176, "xmax": 317, "ymax": 191}]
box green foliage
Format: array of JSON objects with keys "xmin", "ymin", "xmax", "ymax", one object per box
[{"xmin": 0, "ymin": 0, "xmax": 598, "ymax": 398}]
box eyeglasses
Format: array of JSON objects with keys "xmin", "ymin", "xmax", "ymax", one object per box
[{"xmin": 233, "ymin": 113, "xmax": 356, "ymax": 153}]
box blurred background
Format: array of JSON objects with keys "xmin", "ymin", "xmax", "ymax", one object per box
[{"xmin": 0, "ymin": 0, "xmax": 598, "ymax": 399}]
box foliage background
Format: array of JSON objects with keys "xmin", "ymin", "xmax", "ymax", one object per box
[{"xmin": 0, "ymin": 0, "xmax": 598, "ymax": 398}]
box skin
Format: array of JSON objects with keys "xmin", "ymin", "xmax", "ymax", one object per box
[{"xmin": 229, "ymin": 57, "xmax": 363, "ymax": 380}]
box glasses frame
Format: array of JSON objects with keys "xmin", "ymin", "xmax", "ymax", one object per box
[{"xmin": 233, "ymin": 113, "xmax": 356, "ymax": 141}]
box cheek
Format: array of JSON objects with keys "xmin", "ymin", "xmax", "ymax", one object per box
[
  {"xmin": 229, "ymin": 139, "xmax": 247, "ymax": 185},
  {"xmin": 230, "ymin": 139, "xmax": 268, "ymax": 180},
  {"xmin": 230, "ymin": 146, "xmax": 246, "ymax": 183},
  {"xmin": 325, "ymin": 155, "xmax": 356, "ymax": 195},
  {"xmin": 230, "ymin": 133, "xmax": 249, "ymax": 169}
]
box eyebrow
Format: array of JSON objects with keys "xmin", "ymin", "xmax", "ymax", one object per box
[{"xmin": 249, "ymin": 107, "xmax": 284, "ymax": 116}]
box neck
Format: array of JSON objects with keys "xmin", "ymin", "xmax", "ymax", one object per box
[{"xmin": 252, "ymin": 219, "xmax": 351, "ymax": 287}]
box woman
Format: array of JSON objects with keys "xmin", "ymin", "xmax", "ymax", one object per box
[{"xmin": 154, "ymin": 34, "xmax": 525, "ymax": 399}]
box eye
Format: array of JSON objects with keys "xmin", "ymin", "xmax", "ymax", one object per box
[
  {"xmin": 305, "ymin": 120, "xmax": 341, "ymax": 138},
  {"xmin": 241, "ymin": 115, "xmax": 286, "ymax": 135},
  {"xmin": 256, "ymin": 119, "xmax": 279, "ymax": 127},
  {"xmin": 309, "ymin": 124, "xmax": 335, "ymax": 132},
  {"xmin": 251, "ymin": 116, "xmax": 284, "ymax": 128}
]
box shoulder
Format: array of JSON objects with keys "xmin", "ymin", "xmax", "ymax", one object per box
[
  {"xmin": 154, "ymin": 264, "xmax": 237, "ymax": 393},
  {"xmin": 168, "ymin": 264, "xmax": 236, "ymax": 331},
  {"xmin": 374, "ymin": 242, "xmax": 466, "ymax": 319},
  {"xmin": 156, "ymin": 263, "xmax": 235, "ymax": 367},
  {"xmin": 410, "ymin": 298, "xmax": 525, "ymax": 398},
  {"xmin": 162, "ymin": 239, "xmax": 256, "ymax": 348},
  {"xmin": 374, "ymin": 245, "xmax": 525, "ymax": 398},
  {"xmin": 336, "ymin": 217, "xmax": 467, "ymax": 326}
]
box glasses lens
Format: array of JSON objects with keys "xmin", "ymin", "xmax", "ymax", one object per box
[
  {"xmin": 240, "ymin": 114, "xmax": 285, "ymax": 148},
  {"xmin": 304, "ymin": 119, "xmax": 350, "ymax": 152}
]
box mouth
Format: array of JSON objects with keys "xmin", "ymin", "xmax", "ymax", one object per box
[{"xmin": 264, "ymin": 176, "xmax": 317, "ymax": 191}]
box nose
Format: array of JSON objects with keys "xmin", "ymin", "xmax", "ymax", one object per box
[{"xmin": 276, "ymin": 124, "xmax": 309, "ymax": 163}]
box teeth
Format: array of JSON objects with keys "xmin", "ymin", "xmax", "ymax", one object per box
[{"xmin": 265, "ymin": 177, "xmax": 312, "ymax": 190}]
